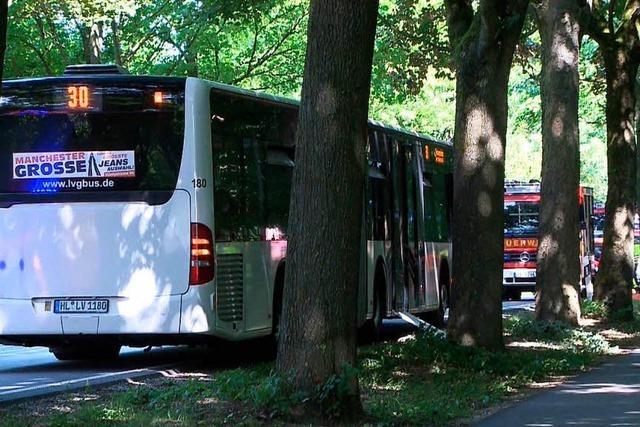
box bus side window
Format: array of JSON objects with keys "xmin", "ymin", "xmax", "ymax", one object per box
[
  {"xmin": 263, "ymin": 107, "xmax": 296, "ymax": 240},
  {"xmin": 423, "ymin": 172, "xmax": 435, "ymax": 241},
  {"xmin": 367, "ymin": 130, "xmax": 388, "ymax": 242},
  {"xmin": 430, "ymin": 173, "xmax": 449, "ymax": 242},
  {"xmin": 264, "ymin": 149, "xmax": 294, "ymax": 240},
  {"xmin": 211, "ymin": 94, "xmax": 269, "ymax": 242}
]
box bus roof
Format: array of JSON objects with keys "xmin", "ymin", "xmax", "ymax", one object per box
[
  {"xmin": 2, "ymin": 74, "xmax": 452, "ymax": 150},
  {"xmin": 206, "ymin": 79, "xmax": 452, "ymax": 149}
]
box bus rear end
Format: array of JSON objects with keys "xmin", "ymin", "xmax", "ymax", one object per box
[{"xmin": 0, "ymin": 72, "xmax": 210, "ymax": 358}]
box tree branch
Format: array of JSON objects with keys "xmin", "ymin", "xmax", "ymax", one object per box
[
  {"xmin": 615, "ymin": 0, "xmax": 640, "ymax": 43},
  {"xmin": 579, "ymin": 1, "xmax": 609, "ymax": 46},
  {"xmin": 23, "ymin": 39, "xmax": 53, "ymax": 75},
  {"xmin": 444, "ymin": 0, "xmax": 474, "ymax": 46},
  {"xmin": 497, "ymin": 0, "xmax": 530, "ymax": 70}
]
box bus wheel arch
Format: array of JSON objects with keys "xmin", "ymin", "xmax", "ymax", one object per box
[
  {"xmin": 374, "ymin": 257, "xmax": 388, "ymax": 320},
  {"xmin": 420, "ymin": 258, "xmax": 450, "ymax": 328},
  {"xmin": 272, "ymin": 260, "xmax": 286, "ymax": 336},
  {"xmin": 360, "ymin": 257, "xmax": 387, "ymax": 342},
  {"xmin": 439, "ymin": 257, "xmax": 451, "ymax": 311}
]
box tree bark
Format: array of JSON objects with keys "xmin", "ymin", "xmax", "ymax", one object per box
[
  {"xmin": 276, "ymin": 0, "xmax": 378, "ymax": 416},
  {"xmin": 446, "ymin": 0, "xmax": 529, "ymax": 349},
  {"xmin": 534, "ymin": 0, "xmax": 582, "ymax": 325},
  {"xmin": 81, "ymin": 22, "xmax": 103, "ymax": 64},
  {"xmin": 0, "ymin": 0, "xmax": 7, "ymax": 91},
  {"xmin": 111, "ymin": 18, "xmax": 122, "ymax": 66},
  {"xmin": 594, "ymin": 46, "xmax": 638, "ymax": 319}
]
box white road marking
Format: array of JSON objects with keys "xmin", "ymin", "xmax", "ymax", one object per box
[{"xmin": 0, "ymin": 363, "xmax": 175, "ymax": 402}]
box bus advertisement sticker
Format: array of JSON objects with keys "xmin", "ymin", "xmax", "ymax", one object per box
[{"xmin": 12, "ymin": 150, "xmax": 136, "ymax": 179}]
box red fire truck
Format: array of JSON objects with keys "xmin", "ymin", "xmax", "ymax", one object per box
[{"xmin": 503, "ymin": 181, "xmax": 595, "ymax": 300}]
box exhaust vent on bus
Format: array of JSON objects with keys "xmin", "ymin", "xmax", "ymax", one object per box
[{"xmin": 216, "ymin": 253, "xmax": 244, "ymax": 322}]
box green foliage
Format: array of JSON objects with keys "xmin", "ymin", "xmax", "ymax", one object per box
[
  {"xmin": 313, "ymin": 364, "xmax": 360, "ymax": 419},
  {"xmin": 582, "ymin": 299, "xmax": 608, "ymax": 319},
  {"xmin": 2, "ymin": 0, "xmax": 610, "ymax": 199},
  {"xmin": 359, "ymin": 327, "xmax": 609, "ymax": 425},
  {"xmin": 504, "ymin": 314, "xmax": 610, "ymax": 353}
]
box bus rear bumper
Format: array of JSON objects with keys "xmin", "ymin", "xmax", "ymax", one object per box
[{"xmin": 0, "ymin": 290, "xmax": 214, "ymax": 346}]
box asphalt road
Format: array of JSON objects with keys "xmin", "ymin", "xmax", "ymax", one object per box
[
  {"xmin": 0, "ymin": 295, "xmax": 535, "ymax": 403},
  {"xmin": 477, "ymin": 348, "xmax": 640, "ymax": 426}
]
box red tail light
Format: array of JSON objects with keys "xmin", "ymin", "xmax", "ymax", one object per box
[{"xmin": 190, "ymin": 223, "xmax": 214, "ymax": 285}]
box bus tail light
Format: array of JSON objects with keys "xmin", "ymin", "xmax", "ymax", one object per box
[{"xmin": 190, "ymin": 223, "xmax": 214, "ymax": 285}]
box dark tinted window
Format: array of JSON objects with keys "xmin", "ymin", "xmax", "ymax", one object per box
[
  {"xmin": 504, "ymin": 201, "xmax": 539, "ymax": 237},
  {"xmin": 366, "ymin": 130, "xmax": 390, "ymax": 241},
  {"xmin": 423, "ymin": 170, "xmax": 451, "ymax": 242},
  {"xmin": 0, "ymin": 81, "xmax": 185, "ymax": 201},
  {"xmin": 211, "ymin": 92, "xmax": 296, "ymax": 242}
]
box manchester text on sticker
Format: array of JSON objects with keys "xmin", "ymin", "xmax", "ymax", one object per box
[{"xmin": 13, "ymin": 151, "xmax": 136, "ymax": 180}]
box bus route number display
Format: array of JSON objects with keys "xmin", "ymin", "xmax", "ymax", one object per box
[{"xmin": 67, "ymin": 85, "xmax": 92, "ymax": 110}]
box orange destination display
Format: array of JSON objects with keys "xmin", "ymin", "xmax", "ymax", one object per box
[{"xmin": 67, "ymin": 85, "xmax": 91, "ymax": 109}]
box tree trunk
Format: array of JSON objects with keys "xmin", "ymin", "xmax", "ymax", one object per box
[
  {"xmin": 276, "ymin": 0, "xmax": 378, "ymax": 416},
  {"xmin": 594, "ymin": 46, "xmax": 638, "ymax": 319},
  {"xmin": 185, "ymin": 50, "xmax": 199, "ymax": 77},
  {"xmin": 534, "ymin": 0, "xmax": 581, "ymax": 325},
  {"xmin": 448, "ymin": 46, "xmax": 509, "ymax": 349},
  {"xmin": 111, "ymin": 18, "xmax": 122, "ymax": 66},
  {"xmin": 0, "ymin": 0, "xmax": 7, "ymax": 91},
  {"xmin": 81, "ymin": 22, "xmax": 103, "ymax": 64},
  {"xmin": 446, "ymin": 0, "xmax": 529, "ymax": 349}
]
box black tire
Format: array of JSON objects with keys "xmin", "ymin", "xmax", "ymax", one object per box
[
  {"xmin": 424, "ymin": 283, "xmax": 448, "ymax": 328},
  {"xmin": 271, "ymin": 263, "xmax": 286, "ymax": 344},
  {"xmin": 360, "ymin": 265, "xmax": 385, "ymax": 343},
  {"xmin": 51, "ymin": 344, "xmax": 121, "ymax": 361}
]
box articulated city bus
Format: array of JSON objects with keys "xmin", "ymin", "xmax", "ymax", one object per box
[
  {"xmin": 0, "ymin": 65, "xmax": 452, "ymax": 360},
  {"xmin": 503, "ymin": 181, "xmax": 595, "ymax": 300}
]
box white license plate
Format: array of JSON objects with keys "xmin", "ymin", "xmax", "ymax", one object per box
[
  {"xmin": 514, "ymin": 271, "xmax": 536, "ymax": 278},
  {"xmin": 54, "ymin": 299, "xmax": 109, "ymax": 314}
]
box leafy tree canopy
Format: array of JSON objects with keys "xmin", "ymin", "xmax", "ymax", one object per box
[{"xmin": 3, "ymin": 0, "xmax": 610, "ymax": 199}]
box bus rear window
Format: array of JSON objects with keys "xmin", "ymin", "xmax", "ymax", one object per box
[{"xmin": 0, "ymin": 81, "xmax": 185, "ymax": 203}]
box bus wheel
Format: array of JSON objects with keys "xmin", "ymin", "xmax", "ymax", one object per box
[
  {"xmin": 425, "ymin": 284, "xmax": 448, "ymax": 328},
  {"xmin": 360, "ymin": 268, "xmax": 385, "ymax": 343},
  {"xmin": 51, "ymin": 344, "xmax": 121, "ymax": 361}
]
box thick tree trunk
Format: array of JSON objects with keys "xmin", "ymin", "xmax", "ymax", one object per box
[
  {"xmin": 276, "ymin": 0, "xmax": 378, "ymax": 415},
  {"xmin": 534, "ymin": 0, "xmax": 581, "ymax": 325},
  {"xmin": 447, "ymin": 47, "xmax": 510, "ymax": 349},
  {"xmin": 595, "ymin": 47, "xmax": 638, "ymax": 319},
  {"xmin": 446, "ymin": 0, "xmax": 528, "ymax": 349},
  {"xmin": 81, "ymin": 22, "xmax": 103, "ymax": 64},
  {"xmin": 111, "ymin": 19, "xmax": 122, "ymax": 66},
  {"xmin": 0, "ymin": 0, "xmax": 7, "ymax": 90}
]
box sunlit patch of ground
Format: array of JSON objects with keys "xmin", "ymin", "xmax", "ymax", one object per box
[{"xmin": 507, "ymin": 340, "xmax": 564, "ymax": 350}]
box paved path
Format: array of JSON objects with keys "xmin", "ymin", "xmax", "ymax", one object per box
[{"xmin": 476, "ymin": 349, "xmax": 640, "ymax": 426}]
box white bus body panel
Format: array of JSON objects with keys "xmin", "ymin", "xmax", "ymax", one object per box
[
  {"xmin": 0, "ymin": 191, "xmax": 190, "ymax": 336},
  {"xmin": 0, "ymin": 78, "xmax": 216, "ymax": 339},
  {"xmin": 0, "ymin": 190, "xmax": 190, "ymax": 300}
]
